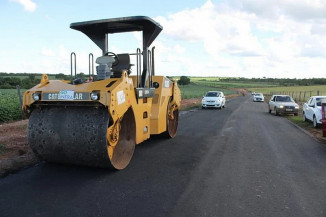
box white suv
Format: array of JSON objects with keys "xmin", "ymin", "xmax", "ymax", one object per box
[{"xmin": 302, "ymin": 96, "xmax": 326, "ymax": 128}]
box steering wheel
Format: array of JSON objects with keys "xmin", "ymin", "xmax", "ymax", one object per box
[{"xmin": 104, "ymin": 52, "xmax": 119, "ymax": 66}]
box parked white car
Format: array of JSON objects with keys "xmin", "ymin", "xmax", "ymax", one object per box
[
  {"xmin": 253, "ymin": 93, "xmax": 264, "ymax": 102},
  {"xmin": 202, "ymin": 91, "xmax": 225, "ymax": 109},
  {"xmin": 268, "ymin": 95, "xmax": 299, "ymax": 116},
  {"xmin": 302, "ymin": 96, "xmax": 326, "ymax": 128}
]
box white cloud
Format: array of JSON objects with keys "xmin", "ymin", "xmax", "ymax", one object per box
[
  {"xmin": 8, "ymin": 0, "xmax": 326, "ymax": 78},
  {"xmin": 157, "ymin": 1, "xmax": 263, "ymax": 57},
  {"xmin": 41, "ymin": 47, "xmax": 56, "ymax": 57},
  {"xmin": 173, "ymin": 44, "xmax": 186, "ymax": 54},
  {"xmin": 229, "ymin": 0, "xmax": 326, "ymax": 20},
  {"xmin": 10, "ymin": 0, "xmax": 37, "ymax": 12},
  {"xmin": 152, "ymin": 0, "xmax": 326, "ymax": 78}
]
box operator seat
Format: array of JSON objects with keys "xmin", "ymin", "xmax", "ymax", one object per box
[{"xmin": 111, "ymin": 54, "xmax": 131, "ymax": 77}]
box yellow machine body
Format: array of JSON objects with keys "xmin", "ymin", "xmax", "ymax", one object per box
[
  {"xmin": 23, "ymin": 73, "xmax": 181, "ymax": 142},
  {"xmin": 23, "ymin": 72, "xmax": 181, "ymax": 169},
  {"xmin": 23, "ymin": 16, "xmax": 181, "ymax": 170}
]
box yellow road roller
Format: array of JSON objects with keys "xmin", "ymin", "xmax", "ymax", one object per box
[{"xmin": 22, "ymin": 16, "xmax": 181, "ymax": 170}]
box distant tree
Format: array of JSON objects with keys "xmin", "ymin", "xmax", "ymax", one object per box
[
  {"xmin": 178, "ymin": 76, "xmax": 190, "ymax": 85},
  {"xmin": 9, "ymin": 77, "xmax": 21, "ymax": 86},
  {"xmin": 28, "ymin": 74, "xmax": 35, "ymax": 81},
  {"xmin": 55, "ymin": 73, "xmax": 68, "ymax": 80},
  {"xmin": 77, "ymin": 72, "xmax": 87, "ymax": 80},
  {"xmin": 21, "ymin": 78, "xmax": 32, "ymax": 89},
  {"xmin": 0, "ymin": 83, "xmax": 12, "ymax": 89}
]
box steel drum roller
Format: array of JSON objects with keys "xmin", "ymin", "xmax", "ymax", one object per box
[{"xmin": 28, "ymin": 106, "xmax": 113, "ymax": 168}]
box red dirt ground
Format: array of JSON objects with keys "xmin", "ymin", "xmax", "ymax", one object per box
[{"xmin": 0, "ymin": 120, "xmax": 37, "ymax": 176}]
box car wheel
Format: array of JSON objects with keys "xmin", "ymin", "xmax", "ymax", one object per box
[
  {"xmin": 268, "ymin": 108, "xmax": 271, "ymax": 113},
  {"xmin": 274, "ymin": 108, "xmax": 278, "ymax": 116},
  {"xmin": 202, "ymin": 106, "xmax": 205, "ymax": 109},
  {"xmin": 313, "ymin": 116, "xmax": 318, "ymax": 128},
  {"xmin": 302, "ymin": 113, "xmax": 306, "ymax": 122}
]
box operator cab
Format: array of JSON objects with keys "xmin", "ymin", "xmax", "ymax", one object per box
[
  {"xmin": 95, "ymin": 53, "xmax": 131, "ymax": 80},
  {"xmin": 70, "ymin": 16, "xmax": 162, "ymax": 88}
]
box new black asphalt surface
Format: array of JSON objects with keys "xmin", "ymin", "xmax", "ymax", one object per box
[{"xmin": 1, "ymin": 95, "xmax": 326, "ymax": 217}]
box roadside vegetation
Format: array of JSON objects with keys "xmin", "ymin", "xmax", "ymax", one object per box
[
  {"xmin": 250, "ymin": 85, "xmax": 326, "ymax": 102},
  {"xmin": 0, "ymin": 89, "xmax": 25, "ymax": 123},
  {"xmin": 2, "ymin": 73, "xmax": 326, "ymax": 122},
  {"xmin": 287, "ymin": 115, "xmax": 326, "ymax": 143},
  {"xmin": 179, "ymin": 83, "xmax": 236, "ymax": 99}
]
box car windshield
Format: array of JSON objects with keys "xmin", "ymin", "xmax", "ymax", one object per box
[
  {"xmin": 316, "ymin": 98, "xmax": 326, "ymax": 106},
  {"xmin": 275, "ymin": 96, "xmax": 292, "ymax": 102},
  {"xmin": 255, "ymin": 93, "xmax": 262, "ymax": 96},
  {"xmin": 206, "ymin": 92, "xmax": 220, "ymax": 97}
]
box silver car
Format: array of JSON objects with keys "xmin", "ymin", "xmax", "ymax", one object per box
[{"xmin": 268, "ymin": 95, "xmax": 299, "ymax": 116}]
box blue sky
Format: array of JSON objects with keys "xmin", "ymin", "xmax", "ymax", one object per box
[{"xmin": 1, "ymin": 0, "xmax": 326, "ymax": 78}]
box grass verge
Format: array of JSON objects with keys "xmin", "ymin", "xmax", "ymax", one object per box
[
  {"xmin": 287, "ymin": 115, "xmax": 326, "ymax": 144},
  {"xmin": 180, "ymin": 103, "xmax": 201, "ymax": 111}
]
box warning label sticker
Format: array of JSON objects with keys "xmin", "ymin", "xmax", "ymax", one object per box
[{"xmin": 117, "ymin": 90, "xmax": 126, "ymax": 105}]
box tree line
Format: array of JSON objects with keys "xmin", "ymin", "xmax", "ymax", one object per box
[
  {"xmin": 0, "ymin": 73, "xmax": 88, "ymax": 89},
  {"xmin": 0, "ymin": 75, "xmax": 40, "ymax": 89}
]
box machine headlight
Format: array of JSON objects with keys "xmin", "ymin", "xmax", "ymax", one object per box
[
  {"xmin": 279, "ymin": 105, "xmax": 284, "ymax": 108},
  {"xmin": 91, "ymin": 92, "xmax": 99, "ymax": 101},
  {"xmin": 295, "ymin": 106, "xmax": 299, "ymax": 109},
  {"xmin": 32, "ymin": 93, "xmax": 40, "ymax": 101},
  {"xmin": 202, "ymin": 99, "xmax": 206, "ymax": 102}
]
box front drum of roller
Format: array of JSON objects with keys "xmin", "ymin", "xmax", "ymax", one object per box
[{"xmin": 28, "ymin": 106, "xmax": 135, "ymax": 169}]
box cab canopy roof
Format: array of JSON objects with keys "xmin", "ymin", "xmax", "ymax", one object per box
[{"xmin": 70, "ymin": 16, "xmax": 162, "ymax": 52}]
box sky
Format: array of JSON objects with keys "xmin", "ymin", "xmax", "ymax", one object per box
[{"xmin": 1, "ymin": 0, "xmax": 326, "ymax": 78}]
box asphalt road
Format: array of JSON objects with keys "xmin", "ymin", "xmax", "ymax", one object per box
[{"xmin": 1, "ymin": 95, "xmax": 326, "ymax": 217}]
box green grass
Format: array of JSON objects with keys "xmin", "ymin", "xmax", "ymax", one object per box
[
  {"xmin": 178, "ymin": 78, "xmax": 276, "ymax": 99},
  {"xmin": 250, "ymin": 85, "xmax": 326, "ymax": 94},
  {"xmin": 179, "ymin": 84, "xmax": 237, "ymax": 99},
  {"xmin": 190, "ymin": 77, "xmax": 221, "ymax": 82},
  {"xmin": 250, "ymin": 85, "xmax": 326, "ymax": 102},
  {"xmin": 193, "ymin": 80, "xmax": 277, "ymax": 89},
  {"xmin": 287, "ymin": 115, "xmax": 323, "ymax": 136},
  {"xmin": 0, "ymin": 89, "xmax": 25, "ymax": 122},
  {"xmin": 288, "ymin": 115, "xmax": 307, "ymax": 125}
]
